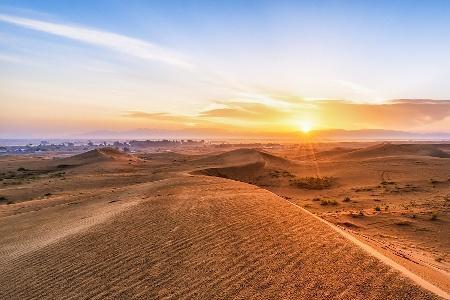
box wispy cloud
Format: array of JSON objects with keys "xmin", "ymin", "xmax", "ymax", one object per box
[
  {"xmin": 150, "ymin": 97, "xmax": 450, "ymax": 132},
  {"xmin": 0, "ymin": 14, "xmax": 193, "ymax": 68}
]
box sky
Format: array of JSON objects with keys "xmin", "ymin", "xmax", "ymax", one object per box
[{"xmin": 0, "ymin": 0, "xmax": 450, "ymax": 138}]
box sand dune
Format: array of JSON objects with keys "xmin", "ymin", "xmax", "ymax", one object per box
[
  {"xmin": 195, "ymin": 148, "xmax": 293, "ymax": 168},
  {"xmin": 193, "ymin": 148, "xmax": 295, "ymax": 182},
  {"xmin": 56, "ymin": 147, "xmax": 138, "ymax": 167},
  {"xmin": 0, "ymin": 147, "xmax": 448, "ymax": 299},
  {"xmin": 336, "ymin": 143, "xmax": 450, "ymax": 160},
  {"xmin": 0, "ymin": 176, "xmax": 440, "ymax": 299}
]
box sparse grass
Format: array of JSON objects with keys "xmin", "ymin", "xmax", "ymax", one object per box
[
  {"xmin": 380, "ymin": 181, "xmax": 395, "ymax": 185},
  {"xmin": 49, "ymin": 172, "xmax": 65, "ymax": 178},
  {"xmin": 290, "ymin": 176, "xmax": 335, "ymax": 190},
  {"xmin": 351, "ymin": 210, "xmax": 365, "ymax": 218},
  {"xmin": 56, "ymin": 164, "xmax": 72, "ymax": 169},
  {"xmin": 320, "ymin": 199, "xmax": 338, "ymax": 206},
  {"xmin": 435, "ymin": 257, "xmax": 444, "ymax": 263},
  {"xmin": 353, "ymin": 187, "xmax": 374, "ymax": 192}
]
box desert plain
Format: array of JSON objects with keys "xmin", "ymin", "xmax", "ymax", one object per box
[{"xmin": 0, "ymin": 142, "xmax": 449, "ymax": 299}]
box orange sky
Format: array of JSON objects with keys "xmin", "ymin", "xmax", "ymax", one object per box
[
  {"xmin": 1, "ymin": 8, "xmax": 450, "ymax": 138},
  {"xmin": 2, "ymin": 95, "xmax": 449, "ymax": 138}
]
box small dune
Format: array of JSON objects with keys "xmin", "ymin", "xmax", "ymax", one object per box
[
  {"xmin": 336, "ymin": 143, "xmax": 450, "ymax": 159},
  {"xmin": 193, "ymin": 149, "xmax": 295, "ymax": 182},
  {"xmin": 195, "ymin": 148, "xmax": 293, "ymax": 168},
  {"xmin": 297, "ymin": 147, "xmax": 358, "ymax": 160},
  {"xmin": 55, "ymin": 148, "xmax": 138, "ymax": 167}
]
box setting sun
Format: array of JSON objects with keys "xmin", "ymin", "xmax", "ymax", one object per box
[{"xmin": 298, "ymin": 120, "xmax": 313, "ymax": 133}]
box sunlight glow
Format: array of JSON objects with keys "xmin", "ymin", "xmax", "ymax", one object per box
[{"xmin": 298, "ymin": 120, "xmax": 313, "ymax": 133}]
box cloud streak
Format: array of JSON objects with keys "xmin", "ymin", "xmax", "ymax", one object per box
[
  {"xmin": 125, "ymin": 98, "xmax": 450, "ymax": 133},
  {"xmin": 0, "ymin": 14, "xmax": 192, "ymax": 68}
]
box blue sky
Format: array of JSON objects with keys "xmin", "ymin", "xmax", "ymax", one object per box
[{"xmin": 1, "ymin": 1, "xmax": 450, "ymax": 137}]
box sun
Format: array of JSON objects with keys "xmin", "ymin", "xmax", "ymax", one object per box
[{"xmin": 298, "ymin": 120, "xmax": 313, "ymax": 133}]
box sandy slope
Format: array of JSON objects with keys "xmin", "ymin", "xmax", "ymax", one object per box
[
  {"xmin": 335, "ymin": 143, "xmax": 450, "ymax": 160},
  {"xmin": 0, "ymin": 173, "xmax": 442, "ymax": 299},
  {"xmin": 192, "ymin": 148, "xmax": 296, "ymax": 183}
]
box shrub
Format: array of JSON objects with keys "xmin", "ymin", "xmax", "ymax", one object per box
[
  {"xmin": 431, "ymin": 214, "xmax": 438, "ymax": 221},
  {"xmin": 290, "ymin": 176, "xmax": 335, "ymax": 190},
  {"xmin": 343, "ymin": 196, "xmax": 351, "ymax": 202},
  {"xmin": 374, "ymin": 206, "xmax": 381, "ymax": 212},
  {"xmin": 351, "ymin": 210, "xmax": 364, "ymax": 218},
  {"xmin": 56, "ymin": 164, "xmax": 71, "ymax": 169},
  {"xmin": 320, "ymin": 199, "xmax": 338, "ymax": 206},
  {"xmin": 380, "ymin": 181, "xmax": 395, "ymax": 185}
]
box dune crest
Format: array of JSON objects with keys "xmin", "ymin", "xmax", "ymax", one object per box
[
  {"xmin": 336, "ymin": 143, "xmax": 450, "ymax": 159},
  {"xmin": 57, "ymin": 147, "xmax": 138, "ymax": 166},
  {"xmin": 193, "ymin": 148, "xmax": 295, "ymax": 182}
]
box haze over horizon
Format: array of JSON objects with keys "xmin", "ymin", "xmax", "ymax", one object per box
[{"xmin": 1, "ymin": 1, "xmax": 450, "ymax": 138}]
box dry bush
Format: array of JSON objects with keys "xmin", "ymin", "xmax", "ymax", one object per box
[
  {"xmin": 320, "ymin": 199, "xmax": 338, "ymax": 206},
  {"xmin": 290, "ymin": 176, "xmax": 335, "ymax": 190}
]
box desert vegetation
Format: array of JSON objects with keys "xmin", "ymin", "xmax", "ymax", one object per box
[{"xmin": 289, "ymin": 176, "xmax": 335, "ymax": 190}]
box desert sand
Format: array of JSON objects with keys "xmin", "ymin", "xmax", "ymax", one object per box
[{"xmin": 0, "ymin": 144, "xmax": 449, "ymax": 299}]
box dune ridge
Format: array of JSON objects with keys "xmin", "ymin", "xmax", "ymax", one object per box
[
  {"xmin": 0, "ymin": 176, "xmax": 440, "ymax": 299},
  {"xmin": 193, "ymin": 148, "xmax": 295, "ymax": 181},
  {"xmin": 336, "ymin": 143, "xmax": 450, "ymax": 160},
  {"xmin": 55, "ymin": 147, "xmax": 138, "ymax": 167}
]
